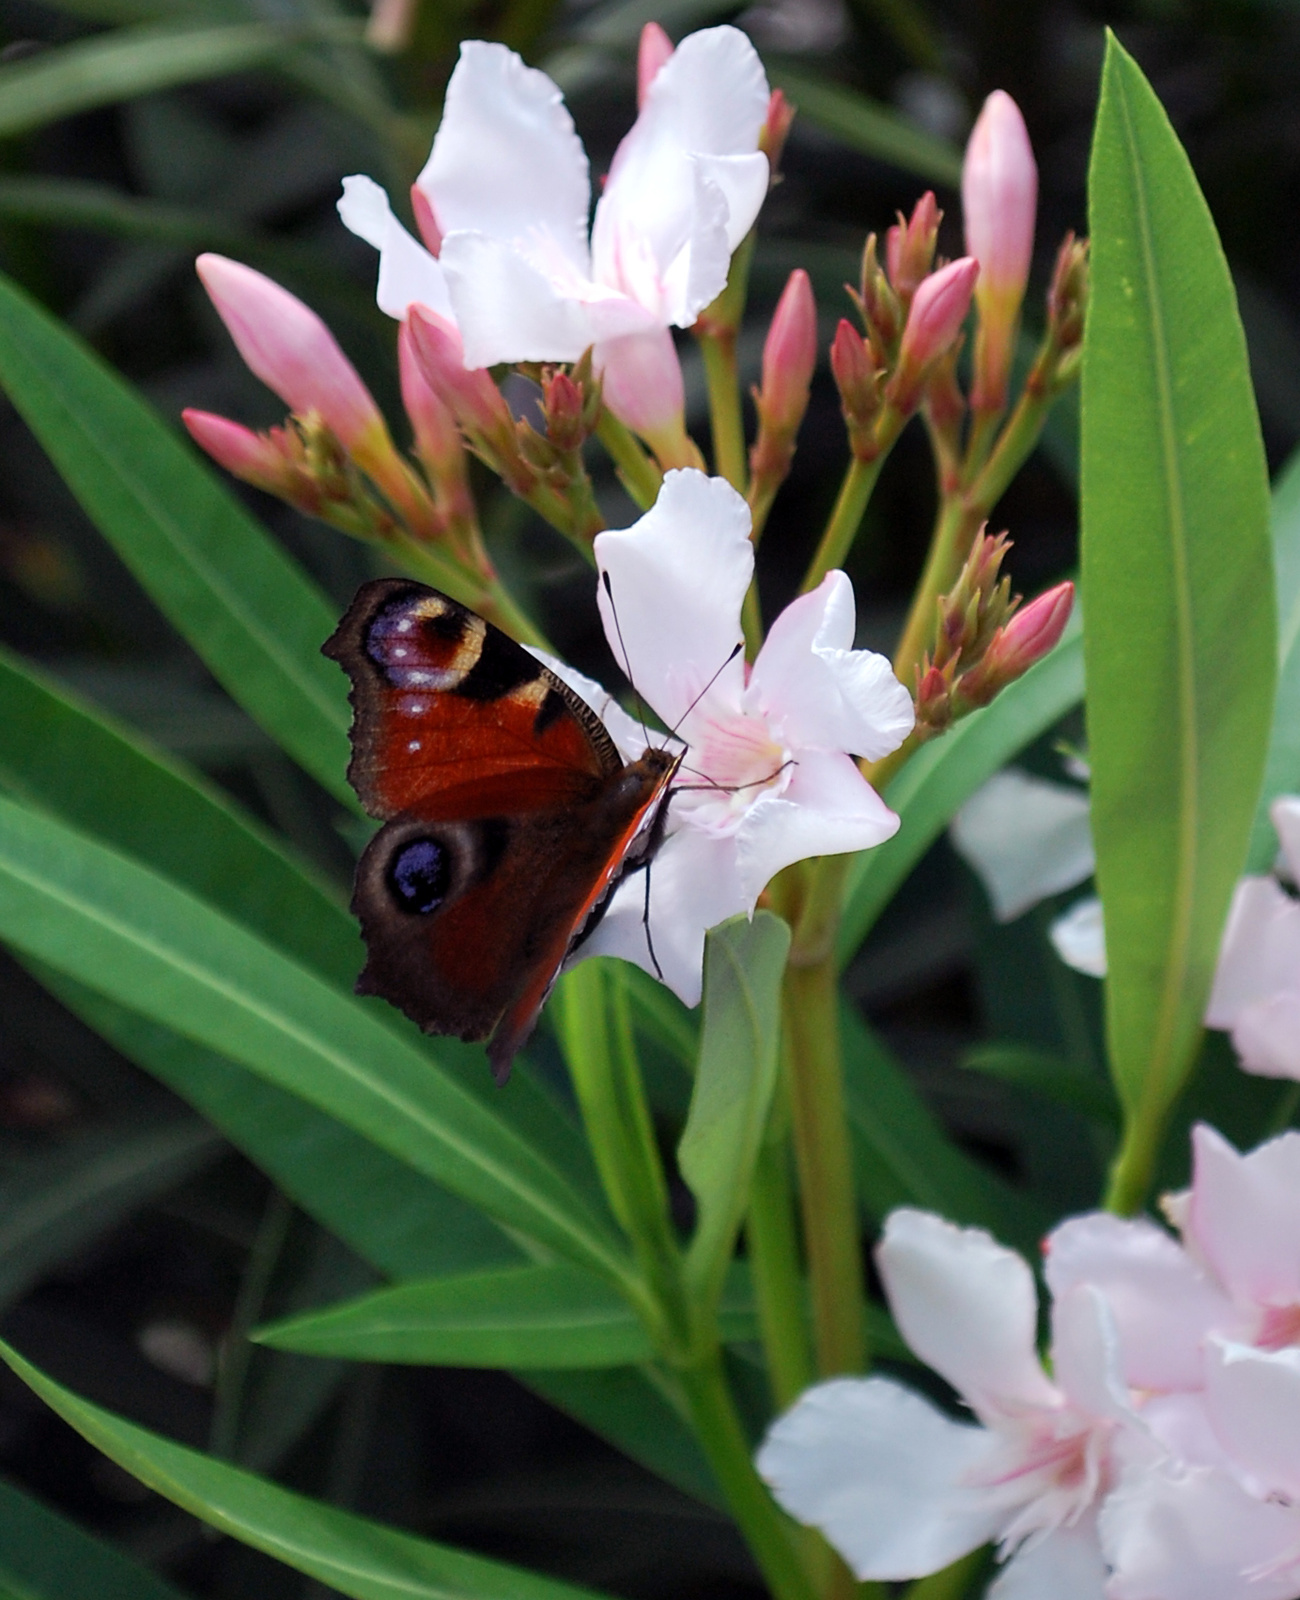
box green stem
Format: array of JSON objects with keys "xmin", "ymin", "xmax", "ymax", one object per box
[
  {"xmin": 699, "ymin": 329, "xmax": 747, "ymax": 492},
  {"xmin": 210, "ymin": 1189, "xmax": 293, "ymax": 1460},
  {"xmin": 782, "ymin": 957, "xmax": 866, "ymax": 1376},
  {"xmin": 596, "ymin": 410, "xmax": 663, "ymax": 509},
  {"xmin": 746, "ymin": 1131, "xmax": 814, "ymax": 1410},
  {"xmin": 677, "ymin": 1352, "xmax": 819, "ymax": 1600},
  {"xmin": 1104, "ymin": 1108, "xmax": 1169, "ymax": 1215},
  {"xmin": 903, "ymin": 1549, "xmax": 989, "ymax": 1600},
  {"xmin": 801, "ymin": 456, "xmax": 883, "ymax": 593}
]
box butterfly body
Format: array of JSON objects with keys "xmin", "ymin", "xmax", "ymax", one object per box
[{"xmin": 324, "ymin": 579, "xmax": 677, "ymax": 1081}]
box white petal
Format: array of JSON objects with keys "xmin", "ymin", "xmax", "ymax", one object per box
[
  {"xmin": 1206, "ymin": 876, "xmax": 1300, "ymax": 1027},
  {"xmin": 950, "ymin": 769, "xmax": 1095, "ymax": 923},
  {"xmin": 877, "ymin": 1209, "xmax": 1059, "ymax": 1419},
  {"xmin": 757, "ymin": 1377, "xmax": 1005, "ymax": 1581},
  {"xmin": 1050, "ymin": 1283, "xmax": 1135, "ymax": 1423},
  {"xmin": 419, "ymin": 40, "xmax": 590, "ymax": 277},
  {"xmin": 1050, "ymin": 897, "xmax": 1106, "ymax": 977},
  {"xmin": 733, "ymin": 750, "xmax": 899, "ymax": 906},
  {"xmin": 1233, "ymin": 990, "xmax": 1300, "ymax": 1080},
  {"xmin": 1044, "ymin": 1213, "xmax": 1233, "ymax": 1392},
  {"xmin": 1101, "ymin": 1460, "xmax": 1300, "ymax": 1600},
  {"xmin": 591, "ymin": 27, "xmax": 769, "ymax": 320},
  {"xmin": 987, "ymin": 1517, "xmax": 1109, "ymax": 1600},
  {"xmin": 594, "ymin": 469, "xmax": 752, "ymax": 733},
  {"xmin": 1189, "ymin": 1123, "xmax": 1300, "ymax": 1311},
  {"xmin": 1205, "ymin": 1339, "xmax": 1300, "ymax": 1501},
  {"xmin": 338, "ymin": 175, "xmax": 455, "ymax": 321},
  {"xmin": 746, "ymin": 572, "xmax": 914, "ymax": 761},
  {"xmin": 1141, "ymin": 1392, "xmax": 1232, "ymax": 1471},
  {"xmin": 577, "ymin": 826, "xmax": 744, "ymax": 1008},
  {"xmin": 1271, "ymin": 794, "xmax": 1300, "ymax": 884}
]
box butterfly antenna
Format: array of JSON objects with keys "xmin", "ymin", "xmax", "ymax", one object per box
[
  {"xmin": 601, "ymin": 571, "xmax": 652, "ymax": 744},
  {"xmin": 642, "ymin": 861, "xmax": 664, "ymax": 981},
  {"xmin": 666, "ymin": 642, "xmax": 744, "ymax": 742}
]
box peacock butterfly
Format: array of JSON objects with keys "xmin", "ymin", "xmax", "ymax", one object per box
[{"xmin": 323, "ymin": 578, "xmax": 680, "ymax": 1083}]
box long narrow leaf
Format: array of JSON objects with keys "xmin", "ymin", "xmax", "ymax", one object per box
[
  {"xmin": 1083, "ymin": 37, "xmax": 1275, "ymax": 1171},
  {"xmin": 0, "ymin": 1341, "xmax": 613, "ymax": 1600},
  {"xmin": 0, "ymin": 271, "xmax": 353, "ymax": 803},
  {"xmin": 0, "ymin": 1476, "xmax": 188, "ymax": 1600},
  {"xmin": 1247, "ymin": 446, "xmax": 1300, "ymax": 868}
]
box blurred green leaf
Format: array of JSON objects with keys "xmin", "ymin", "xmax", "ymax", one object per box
[
  {"xmin": 1247, "ymin": 444, "xmax": 1300, "ymax": 869},
  {"xmin": 0, "ymin": 795, "xmax": 628, "ymax": 1283},
  {"xmin": 0, "ymin": 1340, "xmax": 614, "ymax": 1600},
  {"xmin": 838, "ymin": 610, "xmax": 1084, "ymax": 964},
  {"xmin": 0, "ymin": 1113, "xmax": 220, "ymax": 1312},
  {"xmin": 0, "ymin": 271, "xmax": 354, "ymax": 806},
  {"xmin": 0, "ymin": 1475, "xmax": 188, "ymax": 1600},
  {"xmin": 1083, "ymin": 36, "xmax": 1275, "ymax": 1191},
  {"xmin": 765, "ymin": 61, "xmax": 962, "ymax": 187},
  {"xmin": 841, "ymin": 1003, "xmax": 1050, "ymax": 1255},
  {"xmin": 257, "ymin": 1263, "xmax": 657, "ymax": 1368},
  {"xmin": 0, "ymin": 21, "xmax": 363, "ymax": 141},
  {"xmin": 961, "ymin": 1044, "xmax": 1119, "ymax": 1129},
  {"xmin": 679, "ymin": 914, "xmax": 790, "ymax": 1310}
]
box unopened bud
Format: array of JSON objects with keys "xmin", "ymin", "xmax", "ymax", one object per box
[
  {"xmin": 958, "ymin": 580, "xmax": 1075, "ymax": 707},
  {"xmin": 397, "ymin": 318, "xmax": 475, "ymax": 540},
  {"xmin": 598, "ymin": 326, "xmax": 698, "ymax": 470},
  {"xmin": 886, "ymin": 191, "xmax": 940, "ymax": 305},
  {"xmin": 891, "ymin": 256, "xmax": 979, "ymax": 414},
  {"xmin": 830, "ymin": 319, "xmax": 881, "ymax": 459},
  {"xmin": 856, "ymin": 234, "xmax": 901, "ymax": 362},
  {"xmin": 964, "ymin": 91, "xmax": 1037, "ymax": 412},
  {"xmin": 760, "ymin": 89, "xmax": 796, "ymax": 180},
  {"xmin": 914, "ymin": 658, "xmax": 957, "ymax": 736},
  {"xmin": 759, "ymin": 270, "xmax": 817, "ymax": 435},
  {"xmin": 407, "ymin": 306, "xmax": 532, "ymax": 490},
  {"xmin": 542, "ymin": 370, "xmax": 587, "ymax": 453},
  {"xmin": 183, "ymin": 410, "xmax": 298, "ymax": 497},
  {"xmin": 637, "ymin": 22, "xmax": 674, "ymax": 108},
  {"xmin": 932, "ymin": 527, "xmax": 1014, "ymax": 670},
  {"xmin": 1047, "ymin": 232, "xmax": 1089, "ymax": 355}
]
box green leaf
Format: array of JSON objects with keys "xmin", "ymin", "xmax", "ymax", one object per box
[
  {"xmin": 0, "ymin": 795, "xmax": 628, "ymax": 1284},
  {"xmin": 256, "ymin": 1264, "xmax": 656, "ymax": 1369},
  {"xmin": 838, "ymin": 611, "xmax": 1084, "ymax": 964},
  {"xmin": 679, "ymin": 913, "xmax": 790, "ymax": 1308},
  {"xmin": 0, "ymin": 644, "xmax": 358, "ymax": 985},
  {"xmin": 0, "ymin": 1341, "xmax": 612, "ymax": 1600},
  {"xmin": 1082, "ymin": 35, "xmax": 1276, "ymax": 1185},
  {"xmin": 0, "ymin": 21, "xmax": 360, "ymax": 139},
  {"xmin": 765, "ymin": 61, "xmax": 962, "ymax": 187},
  {"xmin": 841, "ymin": 1003, "xmax": 1050, "ymax": 1255},
  {"xmin": 0, "ymin": 271, "xmax": 353, "ymax": 804},
  {"xmin": 962, "ymin": 1044, "xmax": 1119, "ymax": 1129},
  {"xmin": 0, "ymin": 1475, "xmax": 188, "ymax": 1600},
  {"xmin": 1247, "ymin": 445, "xmax": 1300, "ymax": 869},
  {"xmin": 0, "ymin": 1113, "xmax": 220, "ymax": 1312}
]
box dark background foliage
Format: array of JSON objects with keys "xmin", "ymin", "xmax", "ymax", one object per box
[{"xmin": 0, "ymin": 0, "xmax": 1294, "ymax": 1592}]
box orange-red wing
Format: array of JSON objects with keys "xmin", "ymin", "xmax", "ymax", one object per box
[{"xmin": 323, "ymin": 578, "xmax": 623, "ymax": 821}]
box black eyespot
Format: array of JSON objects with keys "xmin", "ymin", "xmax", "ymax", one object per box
[
  {"xmin": 388, "ymin": 837, "xmax": 450, "ymax": 914},
  {"xmin": 456, "ymin": 627, "xmax": 540, "ymax": 700},
  {"xmin": 533, "ymin": 688, "xmax": 568, "ymax": 736}
]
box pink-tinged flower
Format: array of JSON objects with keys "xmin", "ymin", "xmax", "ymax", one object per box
[
  {"xmin": 890, "ymin": 256, "xmax": 979, "ymax": 412},
  {"xmin": 1205, "ymin": 796, "xmax": 1300, "ymax": 1079},
  {"xmin": 759, "ymin": 1209, "xmax": 1144, "ymax": 1595},
  {"xmin": 950, "ymin": 766, "xmax": 1094, "ymax": 923},
  {"xmin": 637, "ymin": 21, "xmax": 674, "ymax": 108},
  {"xmin": 576, "ymin": 468, "xmax": 912, "ymax": 1005},
  {"xmin": 963, "ymin": 90, "xmax": 1037, "ymax": 410},
  {"xmin": 337, "ymin": 28, "xmax": 770, "ymax": 461}
]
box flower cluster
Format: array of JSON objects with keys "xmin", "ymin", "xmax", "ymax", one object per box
[{"xmin": 759, "ymin": 1122, "xmax": 1300, "ymax": 1598}]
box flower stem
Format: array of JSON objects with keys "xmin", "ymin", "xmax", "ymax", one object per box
[
  {"xmin": 1103, "ymin": 1113, "xmax": 1166, "ymax": 1216},
  {"xmin": 596, "ymin": 410, "xmax": 663, "ymax": 510},
  {"xmin": 801, "ymin": 455, "xmax": 885, "ymax": 594},
  {"xmin": 677, "ymin": 1352, "xmax": 819, "ymax": 1600},
  {"xmin": 698, "ymin": 329, "xmax": 747, "ymax": 491},
  {"xmin": 746, "ymin": 1130, "xmax": 814, "ymax": 1410}
]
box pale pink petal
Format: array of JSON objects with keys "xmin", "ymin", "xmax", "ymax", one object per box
[
  {"xmin": 1141, "ymin": 1392, "xmax": 1231, "ymax": 1471},
  {"xmin": 757, "ymin": 1376, "xmax": 1005, "ymax": 1581},
  {"xmin": 1206, "ymin": 876, "xmax": 1300, "ymax": 1027},
  {"xmin": 338, "ymin": 175, "xmax": 455, "ymax": 322},
  {"xmin": 746, "ymin": 572, "xmax": 915, "ymax": 760},
  {"xmin": 1044, "ymin": 1213, "xmax": 1234, "ymax": 1391},
  {"xmin": 1050, "ymin": 1284, "xmax": 1134, "ymax": 1423},
  {"xmin": 1233, "ymin": 991, "xmax": 1300, "ymax": 1080},
  {"xmin": 1205, "ymin": 1339, "xmax": 1300, "ymax": 1501},
  {"xmin": 653, "ymin": 162, "xmax": 736, "ymax": 328},
  {"xmin": 578, "ymin": 825, "xmax": 744, "ymax": 1007},
  {"xmin": 876, "ymin": 1209, "xmax": 1059, "ymax": 1419},
  {"xmin": 1189, "ymin": 1123, "xmax": 1300, "ymax": 1309},
  {"xmin": 418, "ymin": 41, "xmax": 590, "ymax": 276},
  {"xmin": 950, "ymin": 769, "xmax": 1095, "ymax": 923},
  {"xmin": 1101, "ymin": 1459, "xmax": 1300, "ymax": 1600},
  {"xmin": 1272, "ymin": 795, "xmax": 1300, "ymax": 884},
  {"xmin": 987, "ymin": 1518, "xmax": 1108, "ymax": 1600},
  {"xmin": 593, "ymin": 469, "xmax": 752, "ymax": 732},
  {"xmin": 732, "ymin": 750, "xmax": 899, "ymax": 906},
  {"xmin": 1050, "ymin": 896, "xmax": 1106, "ymax": 977},
  {"xmin": 594, "ymin": 326, "xmax": 685, "ymax": 439}
]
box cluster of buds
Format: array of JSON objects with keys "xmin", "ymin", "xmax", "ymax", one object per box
[{"xmin": 914, "ymin": 528, "xmax": 1074, "ymax": 734}]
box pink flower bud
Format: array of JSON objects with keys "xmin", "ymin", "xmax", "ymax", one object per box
[
  {"xmin": 759, "ymin": 269, "xmax": 816, "ymax": 434},
  {"xmin": 182, "ymin": 409, "xmax": 294, "ymax": 495},
  {"xmin": 598, "ymin": 325, "xmax": 700, "ymax": 469},
  {"xmin": 830, "ymin": 318, "xmax": 879, "ymax": 458},
  {"xmin": 196, "ymin": 255, "xmax": 381, "ymax": 453},
  {"xmin": 397, "ymin": 319, "xmax": 461, "ymax": 474},
  {"xmin": 885, "ymin": 191, "xmax": 940, "ymax": 302},
  {"xmin": 542, "ymin": 370, "xmax": 586, "ymax": 453},
  {"xmin": 959, "ymin": 580, "xmax": 1074, "ymax": 706},
  {"xmin": 637, "ymin": 22, "xmax": 674, "ymax": 108},
  {"xmin": 409, "ymin": 184, "xmax": 442, "ymax": 256},
  {"xmin": 963, "ymin": 91, "xmax": 1037, "ymax": 410},
  {"xmin": 891, "ymin": 256, "xmax": 978, "ymax": 413},
  {"xmin": 760, "ymin": 89, "xmax": 795, "ymax": 177},
  {"xmin": 407, "ymin": 306, "xmax": 530, "ymax": 488}
]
